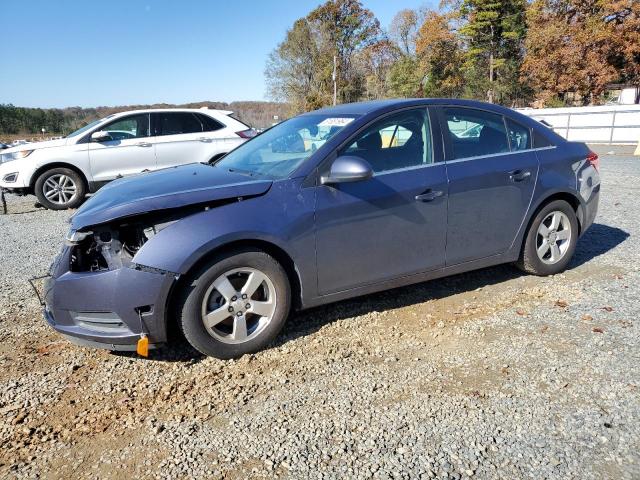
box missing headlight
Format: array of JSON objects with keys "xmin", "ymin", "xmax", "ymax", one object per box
[{"xmin": 69, "ymin": 220, "xmax": 177, "ymax": 272}]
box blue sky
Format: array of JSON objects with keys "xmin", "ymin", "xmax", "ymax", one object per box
[{"xmin": 0, "ymin": 0, "xmax": 431, "ymax": 108}]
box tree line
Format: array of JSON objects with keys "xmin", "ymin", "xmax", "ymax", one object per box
[
  {"xmin": 0, "ymin": 101, "xmax": 288, "ymax": 137},
  {"xmin": 265, "ymin": 0, "xmax": 640, "ymax": 113}
]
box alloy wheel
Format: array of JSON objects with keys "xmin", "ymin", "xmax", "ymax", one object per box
[
  {"xmin": 42, "ymin": 174, "xmax": 77, "ymax": 205},
  {"xmin": 536, "ymin": 211, "xmax": 572, "ymax": 265},
  {"xmin": 200, "ymin": 267, "xmax": 277, "ymax": 344}
]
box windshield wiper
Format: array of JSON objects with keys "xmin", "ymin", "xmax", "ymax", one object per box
[{"xmin": 227, "ymin": 168, "xmax": 265, "ymax": 177}]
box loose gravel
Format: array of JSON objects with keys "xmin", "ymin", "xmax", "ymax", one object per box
[{"xmin": 0, "ymin": 155, "xmax": 638, "ymax": 479}]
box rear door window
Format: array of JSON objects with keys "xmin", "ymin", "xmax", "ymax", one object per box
[
  {"xmin": 442, "ymin": 107, "xmax": 509, "ymax": 160},
  {"xmin": 157, "ymin": 112, "xmax": 204, "ymax": 136}
]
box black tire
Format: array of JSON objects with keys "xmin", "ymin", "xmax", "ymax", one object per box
[
  {"xmin": 516, "ymin": 199, "xmax": 579, "ymax": 275},
  {"xmin": 34, "ymin": 167, "xmax": 86, "ymax": 210},
  {"xmin": 177, "ymin": 248, "xmax": 291, "ymax": 359}
]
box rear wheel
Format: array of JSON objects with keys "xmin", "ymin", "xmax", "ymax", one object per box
[
  {"xmin": 517, "ymin": 199, "xmax": 578, "ymax": 275},
  {"xmin": 177, "ymin": 248, "xmax": 291, "ymax": 359},
  {"xmin": 34, "ymin": 167, "xmax": 86, "ymax": 210}
]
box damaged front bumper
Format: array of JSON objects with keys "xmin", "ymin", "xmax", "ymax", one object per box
[{"xmin": 43, "ymin": 246, "xmax": 177, "ymax": 351}]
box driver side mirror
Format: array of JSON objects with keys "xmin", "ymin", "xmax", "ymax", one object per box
[
  {"xmin": 321, "ymin": 155, "xmax": 373, "ymax": 185},
  {"xmin": 90, "ymin": 131, "xmax": 112, "ymax": 142}
]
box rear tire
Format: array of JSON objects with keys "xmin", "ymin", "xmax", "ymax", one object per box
[
  {"xmin": 34, "ymin": 167, "xmax": 86, "ymax": 210},
  {"xmin": 177, "ymin": 248, "xmax": 291, "ymax": 359},
  {"xmin": 517, "ymin": 199, "xmax": 578, "ymax": 276}
]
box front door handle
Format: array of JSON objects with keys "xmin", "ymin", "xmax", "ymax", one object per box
[
  {"xmin": 137, "ymin": 142, "xmax": 152, "ymax": 147},
  {"xmin": 509, "ymin": 169, "xmax": 531, "ymax": 182},
  {"xmin": 415, "ymin": 189, "xmax": 444, "ymax": 202}
]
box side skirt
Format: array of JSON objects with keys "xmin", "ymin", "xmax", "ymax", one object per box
[{"xmin": 301, "ymin": 251, "xmax": 519, "ymax": 310}]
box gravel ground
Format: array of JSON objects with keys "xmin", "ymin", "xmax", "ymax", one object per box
[{"xmin": 0, "ymin": 155, "xmax": 638, "ymax": 479}]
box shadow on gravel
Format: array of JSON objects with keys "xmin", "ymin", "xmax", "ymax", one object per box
[
  {"xmin": 128, "ymin": 223, "xmax": 628, "ymax": 362},
  {"xmin": 112, "ymin": 337, "xmax": 205, "ymax": 363},
  {"xmin": 276, "ymin": 223, "xmax": 629, "ymax": 350},
  {"xmin": 1, "ymin": 207, "xmax": 42, "ymax": 215},
  {"xmin": 571, "ymin": 223, "xmax": 630, "ymax": 268}
]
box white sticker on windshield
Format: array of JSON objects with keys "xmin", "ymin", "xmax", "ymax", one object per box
[{"xmin": 318, "ymin": 117, "xmax": 355, "ymax": 127}]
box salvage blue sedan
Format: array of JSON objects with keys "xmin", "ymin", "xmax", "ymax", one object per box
[{"xmin": 45, "ymin": 99, "xmax": 600, "ymax": 359}]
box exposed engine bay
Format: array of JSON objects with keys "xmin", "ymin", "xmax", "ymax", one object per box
[
  {"xmin": 66, "ymin": 198, "xmax": 251, "ymax": 273},
  {"xmin": 68, "ymin": 220, "xmax": 175, "ymax": 272}
]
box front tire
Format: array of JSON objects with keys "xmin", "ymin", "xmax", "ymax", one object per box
[
  {"xmin": 177, "ymin": 248, "xmax": 291, "ymax": 359},
  {"xmin": 517, "ymin": 199, "xmax": 578, "ymax": 275},
  {"xmin": 34, "ymin": 167, "xmax": 86, "ymax": 210}
]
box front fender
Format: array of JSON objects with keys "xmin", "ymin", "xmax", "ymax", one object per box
[{"xmin": 132, "ymin": 178, "xmax": 317, "ymax": 291}]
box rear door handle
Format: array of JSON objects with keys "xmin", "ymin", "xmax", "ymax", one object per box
[
  {"xmin": 198, "ymin": 137, "xmax": 213, "ymax": 143},
  {"xmin": 415, "ymin": 189, "xmax": 444, "ymax": 202},
  {"xmin": 137, "ymin": 142, "xmax": 152, "ymax": 147},
  {"xmin": 509, "ymin": 169, "xmax": 531, "ymax": 182}
]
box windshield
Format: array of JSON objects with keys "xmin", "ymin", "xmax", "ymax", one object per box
[
  {"xmin": 66, "ymin": 118, "xmax": 107, "ymax": 138},
  {"xmin": 214, "ymin": 114, "xmax": 358, "ymax": 178}
]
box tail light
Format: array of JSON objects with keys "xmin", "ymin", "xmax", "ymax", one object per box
[
  {"xmin": 236, "ymin": 129, "xmax": 257, "ymax": 139},
  {"xmin": 586, "ymin": 151, "xmax": 599, "ymax": 171}
]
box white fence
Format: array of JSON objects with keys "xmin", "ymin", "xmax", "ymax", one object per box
[{"xmin": 517, "ymin": 105, "xmax": 640, "ymax": 145}]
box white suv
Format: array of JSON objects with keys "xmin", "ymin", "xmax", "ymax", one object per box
[{"xmin": 0, "ymin": 108, "xmax": 255, "ymax": 209}]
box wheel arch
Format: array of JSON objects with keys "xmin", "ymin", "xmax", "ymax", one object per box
[
  {"xmin": 30, "ymin": 162, "xmax": 89, "ymax": 192},
  {"xmin": 531, "ymin": 191, "xmax": 583, "ymax": 234},
  {"xmin": 517, "ymin": 190, "xmax": 584, "ymax": 260},
  {"xmin": 165, "ymin": 238, "xmax": 303, "ymax": 337}
]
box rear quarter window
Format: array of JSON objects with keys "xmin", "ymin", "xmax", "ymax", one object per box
[
  {"xmin": 198, "ymin": 113, "xmax": 224, "ymax": 132},
  {"xmin": 533, "ymin": 130, "xmax": 554, "ymax": 148}
]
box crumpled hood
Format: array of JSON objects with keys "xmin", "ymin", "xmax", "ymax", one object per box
[
  {"xmin": 71, "ymin": 163, "xmax": 272, "ymax": 229},
  {"xmin": 2, "ymin": 138, "xmax": 68, "ymax": 153}
]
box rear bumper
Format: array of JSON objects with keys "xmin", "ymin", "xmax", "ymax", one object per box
[
  {"xmin": 43, "ymin": 247, "xmax": 176, "ymax": 350},
  {"xmin": 580, "ymin": 184, "xmax": 600, "ymax": 236}
]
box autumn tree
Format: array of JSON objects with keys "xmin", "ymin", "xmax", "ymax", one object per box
[
  {"xmin": 522, "ymin": 0, "xmax": 639, "ymax": 106},
  {"xmin": 266, "ymin": 0, "xmax": 381, "ymax": 112},
  {"xmin": 389, "ymin": 9, "xmax": 420, "ymax": 56},
  {"xmin": 415, "ymin": 11, "xmax": 465, "ymax": 98},
  {"xmin": 603, "ymin": 1, "xmax": 640, "ymax": 102},
  {"xmin": 387, "ymin": 56, "xmax": 424, "ymax": 97},
  {"xmin": 357, "ymin": 39, "xmax": 401, "ymax": 100},
  {"xmin": 265, "ymin": 19, "xmax": 327, "ymax": 112},
  {"xmin": 456, "ymin": 0, "xmax": 529, "ymax": 105}
]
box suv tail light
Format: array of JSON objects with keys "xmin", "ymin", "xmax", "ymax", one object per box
[
  {"xmin": 236, "ymin": 129, "xmax": 257, "ymax": 139},
  {"xmin": 587, "ymin": 151, "xmax": 599, "ymax": 171}
]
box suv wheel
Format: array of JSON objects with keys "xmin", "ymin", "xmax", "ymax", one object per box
[
  {"xmin": 34, "ymin": 168, "xmax": 86, "ymax": 210},
  {"xmin": 178, "ymin": 248, "xmax": 291, "ymax": 359},
  {"xmin": 517, "ymin": 199, "xmax": 578, "ymax": 275}
]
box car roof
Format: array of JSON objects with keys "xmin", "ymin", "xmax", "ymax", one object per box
[
  {"xmin": 306, "ymin": 98, "xmax": 522, "ymax": 117},
  {"xmin": 109, "ymin": 108, "xmax": 232, "ymax": 117}
]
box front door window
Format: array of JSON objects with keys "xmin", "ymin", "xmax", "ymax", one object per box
[{"xmin": 102, "ymin": 114, "xmax": 150, "ymax": 140}]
